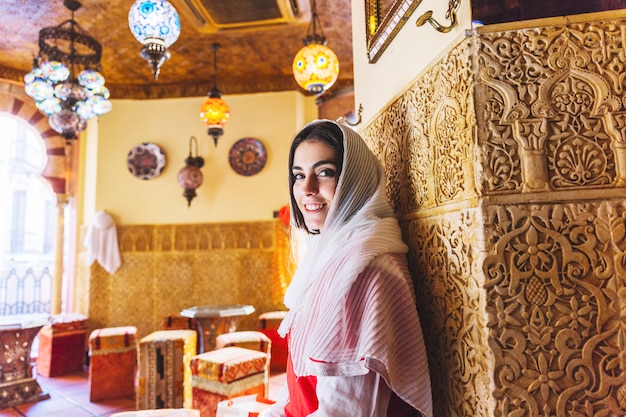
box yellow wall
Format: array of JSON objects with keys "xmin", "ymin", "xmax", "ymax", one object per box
[{"xmin": 86, "ymin": 91, "xmax": 317, "ymax": 225}]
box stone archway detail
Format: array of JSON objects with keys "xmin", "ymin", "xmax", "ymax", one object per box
[{"xmin": 0, "ymin": 85, "xmax": 68, "ymax": 194}]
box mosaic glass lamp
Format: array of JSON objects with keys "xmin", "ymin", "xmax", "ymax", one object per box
[
  {"xmin": 23, "ymin": 0, "xmax": 112, "ymax": 140},
  {"xmin": 292, "ymin": 0, "xmax": 339, "ymax": 94},
  {"xmin": 199, "ymin": 43, "xmax": 230, "ymax": 147},
  {"xmin": 128, "ymin": 0, "xmax": 181, "ymax": 80}
]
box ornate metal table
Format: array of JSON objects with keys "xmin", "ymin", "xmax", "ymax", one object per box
[
  {"xmin": 180, "ymin": 304, "xmax": 255, "ymax": 353},
  {"xmin": 0, "ymin": 313, "xmax": 51, "ymax": 408}
]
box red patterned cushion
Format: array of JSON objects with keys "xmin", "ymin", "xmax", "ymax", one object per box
[{"xmin": 191, "ymin": 347, "xmax": 267, "ymax": 383}]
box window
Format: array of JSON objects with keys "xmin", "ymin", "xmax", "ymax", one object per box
[{"xmin": 0, "ymin": 113, "xmax": 56, "ymax": 315}]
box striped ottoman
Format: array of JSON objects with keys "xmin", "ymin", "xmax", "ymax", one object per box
[
  {"xmin": 88, "ymin": 326, "xmax": 137, "ymax": 402},
  {"xmin": 191, "ymin": 347, "xmax": 269, "ymax": 417},
  {"xmin": 137, "ymin": 329, "xmax": 197, "ymax": 410}
]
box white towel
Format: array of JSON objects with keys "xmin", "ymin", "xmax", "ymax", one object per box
[{"xmin": 84, "ymin": 211, "xmax": 121, "ymax": 274}]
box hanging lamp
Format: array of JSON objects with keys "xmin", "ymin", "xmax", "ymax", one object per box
[
  {"xmin": 292, "ymin": 0, "xmax": 339, "ymax": 95},
  {"xmin": 177, "ymin": 136, "xmax": 204, "ymax": 206},
  {"xmin": 128, "ymin": 0, "xmax": 181, "ymax": 80},
  {"xmin": 199, "ymin": 43, "xmax": 230, "ymax": 147},
  {"xmin": 23, "ymin": 0, "xmax": 112, "ymax": 140}
]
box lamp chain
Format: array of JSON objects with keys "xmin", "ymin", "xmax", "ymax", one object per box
[
  {"xmin": 212, "ymin": 43, "xmax": 219, "ymax": 91},
  {"xmin": 306, "ymin": 0, "xmax": 326, "ymax": 44}
]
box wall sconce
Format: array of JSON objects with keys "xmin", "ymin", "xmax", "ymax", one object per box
[
  {"xmin": 177, "ymin": 136, "xmax": 204, "ymax": 206},
  {"xmin": 199, "ymin": 43, "xmax": 230, "ymax": 147},
  {"xmin": 128, "ymin": 0, "xmax": 181, "ymax": 80},
  {"xmin": 292, "ymin": 0, "xmax": 339, "ymax": 95}
]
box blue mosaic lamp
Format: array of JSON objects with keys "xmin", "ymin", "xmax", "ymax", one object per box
[{"xmin": 128, "ymin": 0, "xmax": 181, "ymax": 80}]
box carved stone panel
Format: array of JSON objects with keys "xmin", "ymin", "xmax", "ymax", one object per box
[{"xmin": 361, "ymin": 12, "xmax": 626, "ymax": 417}]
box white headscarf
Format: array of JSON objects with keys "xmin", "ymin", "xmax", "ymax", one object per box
[{"xmin": 279, "ymin": 120, "xmax": 433, "ymax": 417}]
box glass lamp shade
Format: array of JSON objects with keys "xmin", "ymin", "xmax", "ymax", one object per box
[
  {"xmin": 128, "ymin": 0, "xmax": 181, "ymax": 80},
  {"xmin": 199, "ymin": 97, "xmax": 231, "ymax": 145},
  {"xmin": 199, "ymin": 97, "xmax": 230, "ymax": 127},
  {"xmin": 178, "ymin": 165, "xmax": 203, "ymax": 206},
  {"xmin": 292, "ymin": 42, "xmax": 339, "ymax": 94},
  {"xmin": 48, "ymin": 110, "xmax": 88, "ymax": 139},
  {"xmin": 128, "ymin": 0, "xmax": 181, "ymax": 48},
  {"xmin": 24, "ymin": 66, "xmax": 112, "ymax": 139}
]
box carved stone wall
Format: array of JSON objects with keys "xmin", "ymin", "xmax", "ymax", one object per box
[
  {"xmin": 77, "ymin": 221, "xmax": 287, "ymax": 339},
  {"xmin": 362, "ymin": 13, "xmax": 626, "ymax": 417}
]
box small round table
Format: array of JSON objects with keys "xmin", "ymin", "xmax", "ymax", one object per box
[
  {"xmin": 0, "ymin": 313, "xmax": 51, "ymax": 408},
  {"xmin": 180, "ymin": 304, "xmax": 255, "ymax": 353}
]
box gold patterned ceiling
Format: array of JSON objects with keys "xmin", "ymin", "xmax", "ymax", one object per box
[{"xmin": 0, "ymin": 0, "xmax": 353, "ymax": 100}]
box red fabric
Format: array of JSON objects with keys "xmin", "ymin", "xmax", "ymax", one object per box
[
  {"xmin": 284, "ymin": 353, "xmax": 318, "ymax": 417},
  {"xmin": 259, "ymin": 328, "xmax": 288, "ymax": 372}
]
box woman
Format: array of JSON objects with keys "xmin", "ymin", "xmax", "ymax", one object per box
[{"xmin": 262, "ymin": 120, "xmax": 432, "ymax": 417}]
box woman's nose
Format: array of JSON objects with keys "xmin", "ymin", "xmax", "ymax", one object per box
[{"xmin": 302, "ymin": 176, "xmax": 318, "ymax": 194}]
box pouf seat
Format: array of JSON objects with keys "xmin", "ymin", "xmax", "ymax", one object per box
[
  {"xmin": 88, "ymin": 326, "xmax": 137, "ymax": 402},
  {"xmin": 215, "ymin": 331, "xmax": 271, "ymax": 356},
  {"xmin": 137, "ymin": 329, "xmax": 197, "ymax": 410},
  {"xmin": 36, "ymin": 312, "xmax": 88, "ymax": 377},
  {"xmin": 191, "ymin": 347, "xmax": 269, "ymax": 417}
]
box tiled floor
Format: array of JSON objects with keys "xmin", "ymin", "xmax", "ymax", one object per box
[{"xmin": 1, "ymin": 365, "xmax": 287, "ymax": 417}]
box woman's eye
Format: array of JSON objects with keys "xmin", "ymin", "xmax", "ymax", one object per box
[
  {"xmin": 319, "ymin": 168, "xmax": 336, "ymax": 178},
  {"xmin": 293, "ymin": 172, "xmax": 304, "ymax": 180}
]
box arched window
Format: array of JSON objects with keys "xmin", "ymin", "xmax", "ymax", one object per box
[{"xmin": 0, "ymin": 113, "xmax": 56, "ymax": 315}]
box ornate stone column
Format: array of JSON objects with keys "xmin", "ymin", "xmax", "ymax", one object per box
[
  {"xmin": 362, "ymin": 11, "xmax": 626, "ymax": 417},
  {"xmin": 51, "ymin": 194, "xmax": 68, "ymax": 314}
]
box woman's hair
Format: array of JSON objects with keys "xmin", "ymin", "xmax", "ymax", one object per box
[{"xmin": 288, "ymin": 121, "xmax": 344, "ymax": 233}]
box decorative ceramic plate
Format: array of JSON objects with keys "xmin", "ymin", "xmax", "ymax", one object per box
[
  {"xmin": 228, "ymin": 138, "xmax": 267, "ymax": 176},
  {"xmin": 127, "ymin": 142, "xmax": 166, "ymax": 180}
]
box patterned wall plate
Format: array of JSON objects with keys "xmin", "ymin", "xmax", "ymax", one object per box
[
  {"xmin": 228, "ymin": 138, "xmax": 267, "ymax": 176},
  {"xmin": 127, "ymin": 142, "xmax": 166, "ymax": 180}
]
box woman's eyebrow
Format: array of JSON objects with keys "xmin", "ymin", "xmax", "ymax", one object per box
[{"xmin": 292, "ymin": 160, "xmax": 337, "ymax": 171}]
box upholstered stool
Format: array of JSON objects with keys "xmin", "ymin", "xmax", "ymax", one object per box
[
  {"xmin": 88, "ymin": 326, "xmax": 137, "ymax": 402},
  {"xmin": 111, "ymin": 409, "xmax": 201, "ymax": 417},
  {"xmin": 215, "ymin": 331, "xmax": 271, "ymax": 355},
  {"xmin": 36, "ymin": 312, "xmax": 88, "ymax": 377},
  {"xmin": 258, "ymin": 311, "xmax": 288, "ymax": 373},
  {"xmin": 191, "ymin": 347, "xmax": 269, "ymax": 417},
  {"xmin": 137, "ymin": 329, "xmax": 197, "ymax": 410},
  {"xmin": 162, "ymin": 314, "xmax": 200, "ymax": 353},
  {"xmin": 215, "ymin": 331, "xmax": 271, "ymax": 396},
  {"xmin": 162, "ymin": 314, "xmax": 197, "ymax": 332}
]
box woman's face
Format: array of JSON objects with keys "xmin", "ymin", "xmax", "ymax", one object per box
[{"xmin": 291, "ymin": 139, "xmax": 340, "ymax": 233}]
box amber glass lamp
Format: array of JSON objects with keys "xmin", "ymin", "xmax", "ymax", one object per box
[{"xmin": 200, "ymin": 43, "xmax": 230, "ymax": 147}]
